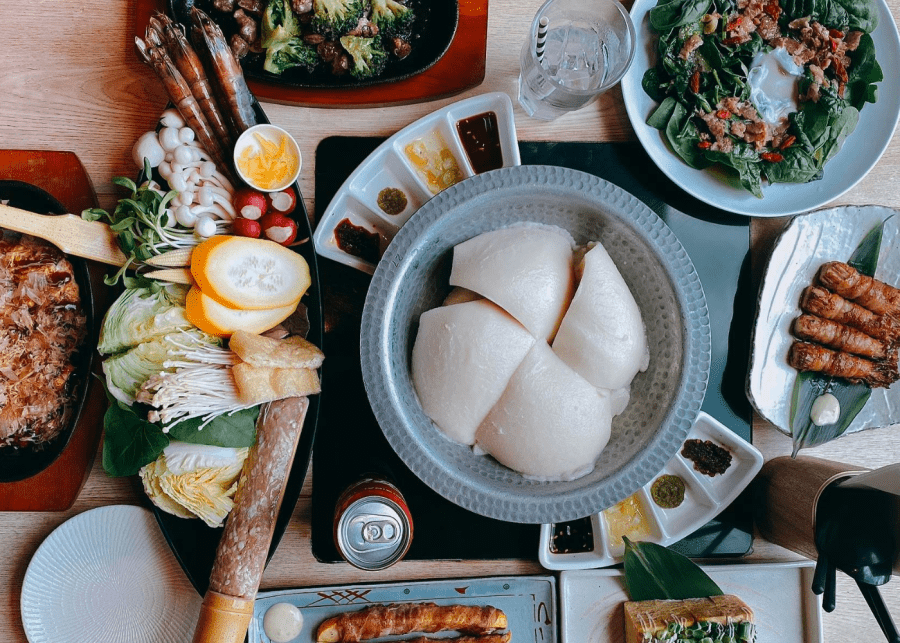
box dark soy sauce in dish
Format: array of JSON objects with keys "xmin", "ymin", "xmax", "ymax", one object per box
[{"xmin": 456, "ymin": 111, "xmax": 503, "ymax": 174}]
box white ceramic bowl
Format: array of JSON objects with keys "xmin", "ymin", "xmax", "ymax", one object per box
[{"xmin": 233, "ymin": 123, "xmax": 302, "ymax": 192}]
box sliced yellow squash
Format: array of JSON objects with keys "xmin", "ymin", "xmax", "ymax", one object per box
[
  {"xmin": 185, "ymin": 286, "xmax": 297, "ymax": 338},
  {"xmin": 190, "ymin": 235, "xmax": 310, "ymax": 310}
]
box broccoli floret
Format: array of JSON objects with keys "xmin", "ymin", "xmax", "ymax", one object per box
[
  {"xmin": 340, "ymin": 35, "xmax": 389, "ymax": 79},
  {"xmin": 264, "ymin": 37, "xmax": 319, "ymax": 75},
  {"xmin": 312, "ymin": 0, "xmax": 365, "ymax": 38},
  {"xmin": 261, "ymin": 0, "xmax": 300, "ymax": 48},
  {"xmin": 370, "ymin": 0, "xmax": 414, "ymax": 39}
]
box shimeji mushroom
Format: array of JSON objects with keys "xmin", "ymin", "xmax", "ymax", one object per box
[{"xmin": 130, "ymin": 113, "xmax": 237, "ymax": 238}]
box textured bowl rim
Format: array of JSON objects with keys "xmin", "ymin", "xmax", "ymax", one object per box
[{"xmin": 360, "ymin": 165, "xmax": 711, "ymax": 523}]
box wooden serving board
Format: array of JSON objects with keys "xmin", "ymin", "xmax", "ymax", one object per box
[
  {"xmin": 0, "ymin": 150, "xmax": 109, "ymax": 511},
  {"xmin": 134, "ymin": 0, "xmax": 488, "ymax": 108}
]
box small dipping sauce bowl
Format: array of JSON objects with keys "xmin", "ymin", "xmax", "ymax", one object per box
[{"xmin": 234, "ymin": 124, "xmax": 302, "ymax": 192}]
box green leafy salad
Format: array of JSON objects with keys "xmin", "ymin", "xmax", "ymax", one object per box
[{"xmin": 641, "ymin": 0, "xmax": 883, "ymax": 197}]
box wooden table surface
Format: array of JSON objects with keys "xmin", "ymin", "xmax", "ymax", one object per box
[{"xmin": 2, "ymin": 0, "xmax": 900, "ymax": 641}]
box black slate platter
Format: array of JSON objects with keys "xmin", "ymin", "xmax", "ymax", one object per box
[
  {"xmin": 0, "ymin": 181, "xmax": 95, "ymax": 483},
  {"xmin": 311, "ymin": 138, "xmax": 754, "ymax": 563},
  {"xmin": 150, "ymin": 101, "xmax": 324, "ymax": 594}
]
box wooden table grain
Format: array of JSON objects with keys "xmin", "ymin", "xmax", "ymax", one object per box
[{"xmin": 1, "ymin": 1, "xmax": 899, "ymax": 642}]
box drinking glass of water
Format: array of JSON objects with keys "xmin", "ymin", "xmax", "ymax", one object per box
[{"xmin": 518, "ymin": 0, "xmax": 636, "ymax": 121}]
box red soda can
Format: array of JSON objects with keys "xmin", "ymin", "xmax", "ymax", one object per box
[{"xmin": 333, "ymin": 475, "xmax": 413, "ymax": 570}]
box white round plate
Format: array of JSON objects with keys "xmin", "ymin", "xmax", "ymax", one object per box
[
  {"xmin": 621, "ymin": 0, "xmax": 900, "ymax": 217},
  {"xmin": 21, "ymin": 505, "xmax": 201, "ymax": 643}
]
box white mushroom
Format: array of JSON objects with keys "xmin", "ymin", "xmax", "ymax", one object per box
[
  {"xmin": 132, "ymin": 131, "xmax": 166, "ymax": 169},
  {"xmin": 159, "ymin": 127, "xmax": 182, "ymax": 152},
  {"xmin": 178, "ymin": 127, "xmax": 196, "ymax": 144},
  {"xmin": 175, "ymin": 205, "xmax": 198, "ymax": 227},
  {"xmin": 159, "ymin": 109, "xmax": 185, "ymax": 129},
  {"xmin": 195, "ymin": 215, "xmax": 217, "ymax": 238},
  {"xmin": 173, "ymin": 144, "xmax": 195, "ymax": 166}
]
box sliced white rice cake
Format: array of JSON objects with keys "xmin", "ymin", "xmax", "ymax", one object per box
[
  {"xmin": 411, "ymin": 299, "xmax": 535, "ymax": 445},
  {"xmin": 449, "ymin": 224, "xmax": 575, "ymax": 341},
  {"xmin": 475, "ymin": 341, "xmax": 612, "ymax": 481},
  {"xmin": 552, "ymin": 242, "xmax": 649, "ymax": 390}
]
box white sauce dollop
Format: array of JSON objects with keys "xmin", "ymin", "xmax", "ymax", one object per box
[
  {"xmin": 747, "ymin": 47, "xmax": 804, "ymax": 125},
  {"xmin": 810, "ymin": 393, "xmax": 841, "ymax": 426},
  {"xmin": 263, "ymin": 602, "xmax": 303, "ymax": 643}
]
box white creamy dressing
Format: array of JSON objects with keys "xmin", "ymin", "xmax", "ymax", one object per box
[
  {"xmin": 810, "ymin": 393, "xmax": 841, "ymax": 425},
  {"xmin": 747, "ymin": 47, "xmax": 804, "ymax": 124},
  {"xmin": 263, "ymin": 602, "xmax": 304, "ymax": 642}
]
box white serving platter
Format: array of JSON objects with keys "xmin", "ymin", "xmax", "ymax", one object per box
[
  {"xmin": 559, "ymin": 561, "xmax": 823, "ymax": 643},
  {"xmin": 748, "ymin": 205, "xmax": 900, "ymax": 435},
  {"xmin": 20, "ymin": 505, "xmax": 201, "ymax": 643},
  {"xmin": 621, "ymin": 0, "xmax": 900, "ymax": 217},
  {"xmin": 249, "ymin": 575, "xmax": 556, "ymax": 643},
  {"xmin": 538, "ymin": 411, "xmax": 763, "ymax": 570},
  {"xmin": 312, "ymin": 92, "xmax": 521, "ymax": 274}
]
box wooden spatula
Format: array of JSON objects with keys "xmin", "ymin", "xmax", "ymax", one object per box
[{"xmin": 0, "ymin": 202, "xmax": 127, "ymax": 266}]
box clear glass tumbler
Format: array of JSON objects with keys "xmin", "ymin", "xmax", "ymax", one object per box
[{"xmin": 518, "ymin": 0, "xmax": 636, "ymax": 121}]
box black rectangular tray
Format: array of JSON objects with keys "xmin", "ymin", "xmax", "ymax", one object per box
[{"xmin": 311, "ymin": 138, "xmax": 754, "ymax": 563}]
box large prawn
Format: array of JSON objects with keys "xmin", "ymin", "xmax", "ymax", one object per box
[
  {"xmin": 147, "ymin": 12, "xmax": 233, "ymax": 150},
  {"xmin": 134, "ymin": 36, "xmax": 234, "ymax": 180},
  {"xmin": 800, "ymin": 285, "xmax": 900, "ymax": 343},
  {"xmin": 190, "ymin": 7, "xmax": 257, "ymax": 137},
  {"xmin": 817, "ymin": 261, "xmax": 900, "ymax": 317}
]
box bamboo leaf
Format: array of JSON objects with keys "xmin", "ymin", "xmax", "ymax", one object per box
[
  {"xmin": 623, "ymin": 538, "xmax": 724, "ymax": 601},
  {"xmin": 790, "ymin": 217, "xmax": 889, "ymax": 455}
]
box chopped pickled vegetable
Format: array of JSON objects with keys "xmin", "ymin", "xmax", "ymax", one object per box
[{"xmin": 237, "ymin": 132, "xmax": 299, "ymax": 190}]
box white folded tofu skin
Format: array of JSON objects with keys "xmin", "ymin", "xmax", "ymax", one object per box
[
  {"xmin": 552, "ymin": 242, "xmax": 649, "ymax": 390},
  {"xmin": 475, "ymin": 341, "xmax": 613, "ymax": 481},
  {"xmin": 411, "ymin": 299, "xmax": 536, "ymax": 445},
  {"xmin": 449, "ymin": 224, "xmax": 575, "ymax": 341}
]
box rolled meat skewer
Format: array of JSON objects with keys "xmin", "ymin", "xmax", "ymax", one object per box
[
  {"xmin": 792, "ymin": 313, "xmax": 892, "ymax": 360},
  {"xmin": 817, "ymin": 261, "xmax": 900, "ymax": 317},
  {"xmin": 800, "ymin": 285, "xmax": 900, "ymax": 343},
  {"xmin": 316, "ymin": 603, "xmax": 509, "ymax": 642},
  {"xmin": 397, "ymin": 635, "xmax": 512, "ymax": 643},
  {"xmin": 148, "ymin": 12, "xmax": 234, "ymax": 149},
  {"xmin": 190, "ymin": 7, "xmax": 258, "ymax": 137},
  {"xmin": 191, "ymin": 397, "xmax": 309, "ymax": 643},
  {"xmin": 135, "ymin": 36, "xmax": 233, "ymax": 180},
  {"xmin": 788, "ymin": 341, "xmax": 899, "ymax": 388}
]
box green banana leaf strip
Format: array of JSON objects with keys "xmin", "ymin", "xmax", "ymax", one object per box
[
  {"xmin": 623, "ymin": 537, "xmax": 724, "ymax": 601},
  {"xmin": 789, "ymin": 217, "xmax": 891, "ymax": 455}
]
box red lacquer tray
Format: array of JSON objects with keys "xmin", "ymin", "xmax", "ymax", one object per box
[
  {"xmin": 0, "ymin": 150, "xmax": 108, "ymax": 511},
  {"xmin": 133, "ymin": 0, "xmax": 488, "ymax": 108}
]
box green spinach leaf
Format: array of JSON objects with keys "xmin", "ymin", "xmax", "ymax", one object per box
[
  {"xmin": 166, "ymin": 406, "xmax": 260, "ymax": 448},
  {"xmin": 102, "ymin": 394, "xmax": 169, "ymax": 477},
  {"xmin": 650, "ymin": 0, "xmax": 713, "ymax": 31}
]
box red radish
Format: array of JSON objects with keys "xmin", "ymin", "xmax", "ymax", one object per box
[
  {"xmin": 267, "ymin": 188, "xmax": 297, "ymax": 213},
  {"xmin": 233, "ymin": 188, "xmax": 267, "ymax": 220},
  {"xmin": 260, "ymin": 212, "xmax": 298, "ymax": 246},
  {"xmin": 232, "ymin": 217, "xmax": 261, "ymax": 238}
]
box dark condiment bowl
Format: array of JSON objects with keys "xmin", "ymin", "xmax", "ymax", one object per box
[
  {"xmin": 0, "ymin": 181, "xmax": 95, "ymax": 483},
  {"xmin": 168, "ymin": 0, "xmax": 459, "ymax": 89}
]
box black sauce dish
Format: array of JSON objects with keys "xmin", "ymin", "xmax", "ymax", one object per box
[
  {"xmin": 168, "ymin": 0, "xmax": 459, "ymax": 89},
  {"xmin": 0, "ymin": 181, "xmax": 95, "ymax": 483}
]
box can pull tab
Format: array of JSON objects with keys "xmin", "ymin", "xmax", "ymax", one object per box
[{"xmin": 362, "ymin": 518, "xmax": 398, "ymax": 543}]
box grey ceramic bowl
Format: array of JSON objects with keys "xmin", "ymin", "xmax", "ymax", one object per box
[{"xmin": 360, "ymin": 165, "xmax": 710, "ymax": 524}]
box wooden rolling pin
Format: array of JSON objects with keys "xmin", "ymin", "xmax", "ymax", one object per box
[
  {"xmin": 192, "ymin": 396, "xmax": 309, "ymax": 643},
  {"xmin": 0, "ymin": 203, "xmax": 127, "ymax": 266}
]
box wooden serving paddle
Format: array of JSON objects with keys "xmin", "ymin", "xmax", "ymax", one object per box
[
  {"xmin": 192, "ymin": 397, "xmax": 309, "ymax": 643},
  {"xmin": 0, "ymin": 203, "xmax": 127, "ymax": 266}
]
